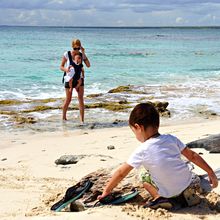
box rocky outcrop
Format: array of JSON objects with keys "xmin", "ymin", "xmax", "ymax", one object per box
[
  {"xmin": 77, "ymin": 167, "xmax": 145, "ymax": 205},
  {"xmin": 14, "ymin": 115, "xmax": 37, "ymax": 124},
  {"xmin": 186, "ymin": 134, "xmax": 220, "ymax": 153},
  {"xmin": 108, "ymin": 85, "xmax": 149, "ymax": 94},
  {"xmin": 108, "ymin": 85, "xmax": 133, "ymax": 93},
  {"xmin": 149, "ymin": 101, "xmax": 170, "ymax": 117}
]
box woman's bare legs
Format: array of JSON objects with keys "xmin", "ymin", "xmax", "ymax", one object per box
[
  {"xmin": 77, "ymin": 86, "xmax": 84, "ymax": 123},
  {"xmin": 62, "ymin": 88, "xmax": 73, "ymax": 120}
]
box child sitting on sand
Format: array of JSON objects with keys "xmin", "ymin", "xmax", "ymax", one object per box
[
  {"xmin": 64, "ymin": 53, "xmax": 83, "ymax": 91},
  {"xmin": 98, "ymin": 103, "xmax": 218, "ymax": 209}
]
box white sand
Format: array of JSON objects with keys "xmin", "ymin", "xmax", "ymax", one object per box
[{"xmin": 0, "ymin": 118, "xmax": 220, "ymax": 220}]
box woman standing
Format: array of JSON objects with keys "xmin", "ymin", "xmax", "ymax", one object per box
[{"xmin": 60, "ymin": 39, "xmax": 90, "ymax": 123}]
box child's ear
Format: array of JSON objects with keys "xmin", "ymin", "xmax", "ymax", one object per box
[{"xmin": 134, "ymin": 123, "xmax": 141, "ymax": 129}]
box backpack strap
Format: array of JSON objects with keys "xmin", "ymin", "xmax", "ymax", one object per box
[
  {"xmin": 67, "ymin": 51, "xmax": 74, "ymax": 65},
  {"xmin": 62, "ymin": 51, "xmax": 73, "ymax": 83}
]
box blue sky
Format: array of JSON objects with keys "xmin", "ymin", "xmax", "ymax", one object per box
[{"xmin": 0, "ymin": 0, "xmax": 220, "ymax": 26}]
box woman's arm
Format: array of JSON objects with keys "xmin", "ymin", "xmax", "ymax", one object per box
[
  {"xmin": 60, "ymin": 56, "xmax": 68, "ymax": 72},
  {"xmin": 83, "ymin": 56, "xmax": 90, "ymax": 68},
  {"xmin": 182, "ymin": 147, "xmax": 218, "ymax": 188},
  {"xmin": 81, "ymin": 46, "xmax": 90, "ymax": 68},
  {"xmin": 98, "ymin": 163, "xmax": 133, "ymax": 199}
]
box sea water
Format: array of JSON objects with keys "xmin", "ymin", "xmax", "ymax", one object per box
[{"xmin": 0, "ymin": 26, "xmax": 220, "ymax": 130}]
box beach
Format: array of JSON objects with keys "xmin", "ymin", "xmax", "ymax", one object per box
[
  {"xmin": 1, "ymin": 26, "xmax": 220, "ymax": 220},
  {"xmin": 0, "ymin": 118, "xmax": 220, "ymax": 220}
]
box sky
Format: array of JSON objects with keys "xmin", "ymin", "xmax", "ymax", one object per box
[{"xmin": 0, "ymin": 0, "xmax": 220, "ymax": 26}]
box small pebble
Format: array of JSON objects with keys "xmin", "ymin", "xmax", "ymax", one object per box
[{"xmin": 107, "ymin": 145, "xmax": 115, "ymax": 150}]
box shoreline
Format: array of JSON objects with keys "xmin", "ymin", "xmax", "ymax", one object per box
[
  {"xmin": 0, "ymin": 118, "xmax": 220, "ymax": 219},
  {"xmin": 0, "ymin": 114, "xmax": 219, "ymax": 142},
  {"xmin": 1, "ymin": 83, "xmax": 220, "ymax": 133}
]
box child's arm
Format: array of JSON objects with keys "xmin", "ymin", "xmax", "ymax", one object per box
[
  {"xmin": 98, "ymin": 163, "xmax": 133, "ymax": 200},
  {"xmin": 75, "ymin": 78, "xmax": 82, "ymax": 91},
  {"xmin": 69, "ymin": 78, "xmax": 73, "ymax": 88},
  {"xmin": 81, "ymin": 68, "xmax": 85, "ymax": 79},
  {"xmin": 182, "ymin": 147, "xmax": 218, "ymax": 188}
]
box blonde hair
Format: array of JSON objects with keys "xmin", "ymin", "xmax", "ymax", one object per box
[{"xmin": 72, "ymin": 39, "xmax": 81, "ymax": 48}]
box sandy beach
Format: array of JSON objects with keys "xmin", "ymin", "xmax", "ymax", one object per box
[{"xmin": 0, "ymin": 118, "xmax": 220, "ymax": 220}]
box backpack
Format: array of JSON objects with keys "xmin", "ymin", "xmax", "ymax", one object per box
[{"xmin": 62, "ymin": 51, "xmax": 83, "ymax": 83}]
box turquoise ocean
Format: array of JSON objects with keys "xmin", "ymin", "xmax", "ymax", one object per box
[{"xmin": 0, "ymin": 26, "xmax": 220, "ymax": 131}]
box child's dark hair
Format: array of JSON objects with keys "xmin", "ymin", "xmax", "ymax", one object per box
[
  {"xmin": 73, "ymin": 51, "xmax": 81, "ymax": 57},
  {"xmin": 129, "ymin": 103, "xmax": 159, "ymax": 129}
]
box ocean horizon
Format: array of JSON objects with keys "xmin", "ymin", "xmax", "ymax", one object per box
[{"xmin": 1, "ymin": 25, "xmax": 220, "ymax": 28}]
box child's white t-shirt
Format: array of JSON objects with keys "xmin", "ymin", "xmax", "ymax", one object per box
[
  {"xmin": 64, "ymin": 67, "xmax": 75, "ymax": 82},
  {"xmin": 127, "ymin": 134, "xmax": 192, "ymax": 198}
]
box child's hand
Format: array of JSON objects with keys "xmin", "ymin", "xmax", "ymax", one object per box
[
  {"xmin": 209, "ymin": 172, "xmax": 218, "ymax": 188},
  {"xmin": 68, "ymin": 65, "xmax": 73, "ymax": 72},
  {"xmin": 97, "ymin": 192, "xmax": 110, "ymax": 201}
]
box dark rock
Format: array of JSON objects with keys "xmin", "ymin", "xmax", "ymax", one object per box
[
  {"xmin": 86, "ymin": 93, "xmax": 103, "ymax": 98},
  {"xmin": 199, "ymin": 110, "xmax": 218, "ymax": 118},
  {"xmin": 78, "ymin": 167, "xmax": 145, "ymax": 205},
  {"xmin": 112, "ymin": 119, "xmax": 123, "ymax": 124},
  {"xmin": 107, "ymin": 145, "xmax": 115, "ymax": 150},
  {"xmin": 118, "ymin": 100, "xmax": 128, "ymax": 104},
  {"xmin": 55, "ymin": 154, "xmax": 114, "ymax": 165},
  {"xmin": 153, "ymin": 101, "xmax": 169, "ymax": 110},
  {"xmin": 1, "ymin": 158, "xmax": 7, "ymax": 161},
  {"xmin": 145, "ymin": 101, "xmax": 171, "ymax": 117},
  {"xmin": 70, "ymin": 201, "xmax": 85, "ymax": 211},
  {"xmin": 14, "ymin": 115, "xmax": 37, "ymax": 124},
  {"xmin": 209, "ymin": 149, "xmax": 220, "ymax": 154},
  {"xmin": 160, "ymin": 110, "xmax": 171, "ymax": 117},
  {"xmin": 186, "ymin": 134, "xmax": 220, "ymax": 153},
  {"xmin": 107, "ymin": 85, "xmax": 147, "ymax": 94},
  {"xmin": 89, "ymin": 123, "xmax": 96, "ymax": 129},
  {"xmin": 108, "ymin": 85, "xmax": 132, "ymax": 93},
  {"xmin": 55, "ymin": 155, "xmax": 83, "ymax": 165}
]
